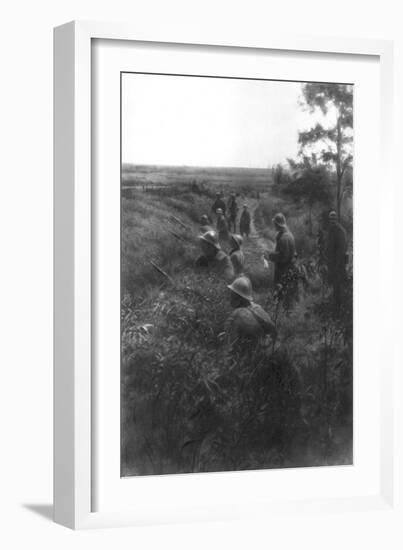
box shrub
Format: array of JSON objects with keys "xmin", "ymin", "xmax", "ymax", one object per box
[
  {"xmin": 121, "ymin": 275, "xmax": 305, "ymax": 474},
  {"xmin": 272, "ymin": 163, "xmax": 292, "ymax": 186}
]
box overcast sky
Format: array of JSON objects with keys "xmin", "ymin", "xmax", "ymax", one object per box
[{"xmin": 121, "ymin": 73, "xmax": 330, "ymax": 169}]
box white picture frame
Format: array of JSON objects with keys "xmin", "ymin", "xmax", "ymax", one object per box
[{"xmin": 54, "ymin": 20, "xmax": 397, "ymax": 530}]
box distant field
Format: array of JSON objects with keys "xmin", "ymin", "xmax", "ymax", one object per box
[{"xmin": 122, "ymin": 164, "xmax": 273, "ymax": 195}]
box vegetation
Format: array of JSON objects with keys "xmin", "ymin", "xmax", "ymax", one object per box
[
  {"xmin": 298, "ymin": 83, "xmax": 353, "ymax": 219},
  {"xmin": 121, "ymin": 165, "xmax": 353, "ymax": 476},
  {"xmin": 283, "ymin": 156, "xmax": 333, "ymax": 235}
]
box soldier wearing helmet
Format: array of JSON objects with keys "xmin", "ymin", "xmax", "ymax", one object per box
[
  {"xmin": 195, "ymin": 230, "xmax": 234, "ymax": 282},
  {"xmin": 199, "ymin": 214, "xmax": 213, "ymax": 234},
  {"xmin": 215, "ymin": 208, "xmax": 230, "ymax": 243},
  {"xmin": 267, "ymin": 213, "xmax": 296, "ymax": 285},
  {"xmin": 325, "ymin": 210, "xmax": 348, "ymax": 308},
  {"xmin": 211, "ymin": 192, "xmax": 226, "ymax": 216},
  {"xmin": 240, "ymin": 204, "xmax": 251, "ymax": 238},
  {"xmin": 225, "ymin": 276, "xmax": 276, "ymax": 344},
  {"xmin": 229, "ymin": 234, "xmax": 245, "ymax": 276}
]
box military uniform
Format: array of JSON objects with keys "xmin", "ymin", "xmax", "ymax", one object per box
[
  {"xmin": 195, "ymin": 249, "xmax": 234, "ymax": 282},
  {"xmin": 216, "ymin": 214, "xmax": 230, "ymax": 242},
  {"xmin": 240, "ymin": 209, "xmax": 251, "ymax": 237},
  {"xmin": 225, "ymin": 276, "xmax": 275, "ymax": 345},
  {"xmin": 230, "ymin": 249, "xmax": 245, "ymax": 276},
  {"xmin": 268, "ymin": 216, "xmax": 299, "ymax": 310},
  {"xmin": 199, "ymin": 215, "xmax": 213, "ymax": 235},
  {"xmin": 200, "ymin": 224, "xmax": 214, "ymax": 234},
  {"xmin": 227, "ymin": 196, "xmax": 238, "ymax": 233},
  {"xmin": 211, "ymin": 198, "xmax": 226, "ymax": 216},
  {"xmin": 228, "ymin": 234, "xmax": 244, "ymax": 276},
  {"xmin": 270, "ymin": 227, "xmax": 296, "ymax": 285},
  {"xmin": 326, "ymin": 221, "xmax": 347, "ymax": 277},
  {"xmin": 326, "ymin": 219, "xmax": 348, "ymax": 306},
  {"xmin": 225, "ymin": 302, "xmax": 275, "ymax": 344}
]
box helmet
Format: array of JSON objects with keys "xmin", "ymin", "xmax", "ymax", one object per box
[
  {"xmin": 329, "ymin": 211, "xmax": 337, "ymax": 220},
  {"xmin": 200, "ymin": 214, "xmax": 209, "ymax": 225},
  {"xmin": 231, "ymin": 234, "xmax": 243, "ymax": 248},
  {"xmin": 227, "ymin": 276, "xmax": 253, "ymax": 302},
  {"xmin": 243, "ymin": 203, "xmax": 248, "ymax": 208},
  {"xmin": 272, "ymin": 212, "xmax": 287, "ymax": 228},
  {"xmin": 216, "ymin": 208, "xmax": 223, "ymax": 215},
  {"xmin": 199, "ymin": 230, "xmax": 220, "ymax": 249}
]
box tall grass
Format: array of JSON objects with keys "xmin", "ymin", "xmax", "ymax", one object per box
[
  {"xmin": 121, "ymin": 180, "xmax": 353, "ymax": 475},
  {"xmin": 121, "ymin": 191, "xmax": 210, "ymax": 295}
]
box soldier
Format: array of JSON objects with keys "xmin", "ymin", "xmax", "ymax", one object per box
[
  {"xmin": 239, "ymin": 204, "xmax": 251, "ymax": 238},
  {"xmin": 325, "ymin": 211, "xmax": 348, "ymax": 308},
  {"xmin": 229, "ymin": 234, "xmax": 245, "ymax": 276},
  {"xmin": 225, "ymin": 276, "xmax": 276, "ymax": 344},
  {"xmin": 267, "ymin": 213, "xmax": 296, "ymax": 285},
  {"xmin": 216, "ymin": 208, "xmax": 230, "ymax": 243},
  {"xmin": 211, "ymin": 192, "xmax": 226, "ymax": 216},
  {"xmin": 199, "ymin": 214, "xmax": 213, "ymax": 234},
  {"xmin": 267, "ymin": 213, "xmax": 298, "ymax": 309},
  {"xmin": 195, "ymin": 230, "xmax": 234, "ymax": 282},
  {"xmin": 227, "ymin": 192, "xmax": 239, "ymax": 233}
]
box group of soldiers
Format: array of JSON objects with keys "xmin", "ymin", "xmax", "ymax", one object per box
[
  {"xmin": 195, "ymin": 191, "xmax": 349, "ymax": 345},
  {"xmin": 211, "ymin": 191, "xmax": 251, "ymax": 239}
]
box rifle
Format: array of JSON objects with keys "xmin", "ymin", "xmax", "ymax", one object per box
[
  {"xmin": 149, "ymin": 219, "xmax": 188, "ymax": 242},
  {"xmin": 167, "ymin": 228, "xmax": 186, "ymax": 242},
  {"xmin": 148, "ymin": 260, "xmax": 174, "ymax": 284},
  {"xmin": 148, "ymin": 260, "xmax": 212, "ymax": 302},
  {"xmin": 169, "ymin": 215, "xmax": 191, "ymax": 231}
]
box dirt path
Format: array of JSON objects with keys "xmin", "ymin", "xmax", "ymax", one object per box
[
  {"xmin": 242, "ymin": 197, "xmax": 275, "ymax": 257},
  {"xmin": 225, "ymin": 196, "xmax": 276, "ymax": 287}
]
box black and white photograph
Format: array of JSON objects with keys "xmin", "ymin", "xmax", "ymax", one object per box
[
  {"xmin": 120, "ymin": 72, "xmax": 353, "ymax": 477},
  {"xmin": 2, "ymin": 0, "xmax": 400, "ymax": 542}
]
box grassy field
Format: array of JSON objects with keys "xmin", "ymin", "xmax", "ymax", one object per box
[
  {"xmin": 122, "ymin": 163, "xmax": 271, "ymax": 196},
  {"xmin": 121, "ymin": 165, "xmax": 353, "ymax": 476}
]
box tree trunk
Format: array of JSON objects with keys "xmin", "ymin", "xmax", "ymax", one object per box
[{"xmin": 336, "ymin": 116, "xmax": 342, "ymax": 220}]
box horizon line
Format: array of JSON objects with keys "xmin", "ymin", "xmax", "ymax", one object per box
[{"xmin": 122, "ymin": 162, "xmax": 275, "ymax": 170}]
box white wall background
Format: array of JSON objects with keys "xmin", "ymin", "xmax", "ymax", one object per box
[{"xmin": 0, "ymin": 0, "xmax": 402, "ymax": 548}]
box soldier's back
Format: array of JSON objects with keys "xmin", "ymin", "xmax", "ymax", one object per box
[
  {"xmin": 213, "ymin": 250, "xmax": 234, "ymax": 281},
  {"xmin": 226, "ymin": 303, "xmax": 275, "ymax": 342},
  {"xmin": 329, "ymin": 222, "xmax": 347, "ymax": 249},
  {"xmin": 200, "ymin": 224, "xmax": 214, "ymax": 234},
  {"xmin": 326, "ymin": 223, "xmax": 348, "ymax": 288},
  {"xmin": 217, "ymin": 216, "xmax": 230, "ymax": 241},
  {"xmin": 230, "ymin": 249, "xmax": 245, "ymax": 275},
  {"xmin": 277, "ymin": 230, "xmax": 296, "ymax": 262},
  {"xmin": 240, "ymin": 210, "xmax": 250, "ymax": 224}
]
